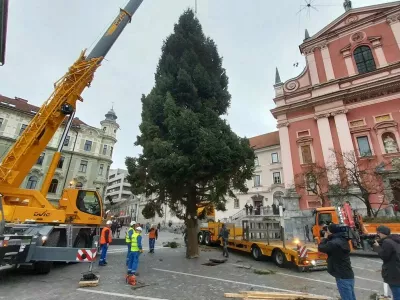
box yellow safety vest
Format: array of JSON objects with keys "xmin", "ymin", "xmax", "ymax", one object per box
[
  {"xmin": 125, "ymin": 228, "xmax": 134, "ymax": 243},
  {"xmin": 130, "ymin": 232, "xmax": 140, "ymax": 251}
]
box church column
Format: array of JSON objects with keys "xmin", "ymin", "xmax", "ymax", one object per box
[
  {"xmin": 277, "ymin": 122, "xmax": 294, "ymax": 189},
  {"xmin": 315, "ymin": 114, "xmax": 335, "ymax": 164},
  {"xmin": 320, "ymin": 43, "xmax": 335, "ymax": 81},
  {"xmin": 387, "ymin": 13, "xmax": 400, "ymax": 51},
  {"xmin": 305, "ymin": 48, "xmax": 320, "ymax": 86},
  {"xmin": 315, "ymin": 114, "xmax": 338, "ymax": 182},
  {"xmin": 332, "ymin": 110, "xmax": 354, "ymax": 172}
]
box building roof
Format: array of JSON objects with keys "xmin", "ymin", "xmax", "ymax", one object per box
[
  {"xmin": 0, "ymin": 94, "xmax": 87, "ymax": 126},
  {"xmin": 249, "ymin": 131, "xmax": 280, "ymax": 150}
]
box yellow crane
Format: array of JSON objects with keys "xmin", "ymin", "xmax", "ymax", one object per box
[{"xmin": 0, "ymin": 0, "xmax": 144, "ymax": 274}]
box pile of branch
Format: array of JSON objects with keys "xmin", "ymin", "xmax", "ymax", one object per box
[{"xmin": 224, "ymin": 291, "xmax": 330, "ymax": 300}]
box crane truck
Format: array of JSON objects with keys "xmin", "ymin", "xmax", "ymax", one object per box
[
  {"xmin": 0, "ymin": 0, "xmax": 144, "ymax": 274},
  {"xmin": 312, "ymin": 202, "xmax": 400, "ymax": 253}
]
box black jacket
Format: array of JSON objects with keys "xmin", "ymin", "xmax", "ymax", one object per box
[
  {"xmin": 318, "ymin": 232, "xmax": 354, "ymax": 279},
  {"xmin": 373, "ymin": 234, "xmax": 400, "ymax": 286},
  {"xmin": 218, "ymin": 227, "xmax": 229, "ymax": 240}
]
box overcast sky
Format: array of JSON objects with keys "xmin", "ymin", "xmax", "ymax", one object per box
[{"xmin": 0, "ymin": 0, "xmax": 391, "ymax": 169}]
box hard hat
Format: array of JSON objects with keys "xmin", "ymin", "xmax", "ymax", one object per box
[
  {"xmin": 136, "ymin": 227, "xmax": 143, "ymax": 231},
  {"xmin": 130, "ymin": 221, "xmax": 136, "ymax": 226},
  {"xmin": 106, "ymin": 220, "xmax": 112, "ymax": 225}
]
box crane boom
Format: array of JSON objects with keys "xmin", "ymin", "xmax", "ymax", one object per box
[{"xmin": 0, "ymin": 0, "xmax": 143, "ymax": 188}]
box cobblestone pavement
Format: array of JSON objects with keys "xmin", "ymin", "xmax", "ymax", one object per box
[{"xmin": 0, "ymin": 232, "xmax": 386, "ymax": 300}]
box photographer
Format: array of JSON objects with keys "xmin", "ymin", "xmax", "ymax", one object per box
[
  {"xmin": 318, "ymin": 223, "xmax": 356, "ymax": 300},
  {"xmin": 373, "ymin": 225, "xmax": 400, "ymax": 300}
]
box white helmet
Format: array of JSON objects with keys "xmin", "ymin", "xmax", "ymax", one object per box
[
  {"xmin": 130, "ymin": 221, "xmax": 136, "ymax": 226},
  {"xmin": 136, "ymin": 227, "xmax": 143, "ymax": 231},
  {"xmin": 106, "ymin": 220, "xmax": 112, "ymax": 225}
]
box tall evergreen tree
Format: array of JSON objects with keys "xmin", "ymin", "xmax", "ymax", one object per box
[{"xmin": 126, "ymin": 9, "xmax": 255, "ymax": 258}]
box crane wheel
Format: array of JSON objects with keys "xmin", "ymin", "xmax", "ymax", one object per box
[
  {"xmin": 33, "ymin": 231, "xmax": 60, "ymax": 274},
  {"xmin": 272, "ymin": 249, "xmax": 287, "ymax": 268}
]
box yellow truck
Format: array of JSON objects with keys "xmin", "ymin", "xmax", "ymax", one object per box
[{"xmin": 198, "ymin": 219, "xmax": 327, "ymax": 271}]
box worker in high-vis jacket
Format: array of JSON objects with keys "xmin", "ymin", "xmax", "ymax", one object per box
[
  {"xmin": 99, "ymin": 220, "xmax": 113, "ymax": 266},
  {"xmin": 125, "ymin": 221, "xmax": 136, "ymax": 266},
  {"xmin": 127, "ymin": 226, "xmax": 143, "ymax": 276}
]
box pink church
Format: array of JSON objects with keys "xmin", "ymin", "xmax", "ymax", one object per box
[{"xmin": 271, "ymin": 1, "xmax": 400, "ymax": 211}]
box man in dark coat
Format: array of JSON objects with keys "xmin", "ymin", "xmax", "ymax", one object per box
[
  {"xmin": 318, "ymin": 223, "xmax": 355, "ymax": 300},
  {"xmin": 218, "ymin": 223, "xmax": 230, "ymax": 258},
  {"xmin": 373, "ymin": 225, "xmax": 400, "ymax": 299}
]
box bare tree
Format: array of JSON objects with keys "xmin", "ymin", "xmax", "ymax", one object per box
[
  {"xmin": 294, "ymin": 163, "xmax": 330, "ymax": 207},
  {"xmin": 330, "ymin": 150, "xmax": 390, "ymax": 217},
  {"xmin": 294, "ymin": 150, "xmax": 393, "ymax": 217}
]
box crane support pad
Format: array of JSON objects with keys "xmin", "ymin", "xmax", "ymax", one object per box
[
  {"xmin": 30, "ymin": 246, "xmax": 98, "ymax": 262},
  {"xmin": 0, "ymin": 235, "xmax": 32, "ymax": 264}
]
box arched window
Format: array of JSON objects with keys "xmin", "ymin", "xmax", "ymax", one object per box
[
  {"xmin": 353, "ymin": 46, "xmax": 376, "ymax": 74},
  {"xmin": 48, "ymin": 179, "xmax": 58, "ymax": 194},
  {"xmin": 26, "ymin": 176, "xmax": 38, "ymax": 189}
]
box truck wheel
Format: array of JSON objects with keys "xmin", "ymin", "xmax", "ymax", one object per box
[
  {"xmin": 198, "ymin": 232, "xmax": 205, "ymax": 245},
  {"xmin": 33, "ymin": 231, "xmax": 60, "ymax": 275},
  {"xmin": 33, "ymin": 261, "xmax": 52, "ymax": 275},
  {"xmin": 251, "ymin": 245, "xmax": 262, "ymax": 261},
  {"xmin": 273, "ymin": 249, "xmax": 287, "ymax": 268},
  {"xmin": 204, "ymin": 233, "xmax": 212, "ymax": 246}
]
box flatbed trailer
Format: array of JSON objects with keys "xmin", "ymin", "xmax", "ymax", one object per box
[{"xmin": 198, "ymin": 219, "xmax": 327, "ymax": 271}]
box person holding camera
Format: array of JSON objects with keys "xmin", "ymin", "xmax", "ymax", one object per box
[
  {"xmin": 318, "ymin": 223, "xmax": 356, "ymax": 300},
  {"xmin": 373, "ymin": 225, "xmax": 400, "ymax": 300}
]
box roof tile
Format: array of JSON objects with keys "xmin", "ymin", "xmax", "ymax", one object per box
[
  {"xmin": 0, "ymin": 94, "xmax": 86, "ymax": 126},
  {"xmin": 249, "ymin": 131, "xmax": 280, "ymax": 150}
]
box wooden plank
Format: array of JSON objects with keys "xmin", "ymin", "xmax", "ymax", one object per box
[
  {"xmin": 238, "ymin": 291, "xmax": 329, "ymax": 300},
  {"xmin": 78, "ymin": 275, "xmax": 100, "ymax": 287},
  {"xmin": 224, "ymin": 293, "xmax": 246, "ymax": 298},
  {"xmin": 78, "ymin": 279, "xmax": 99, "ymax": 287}
]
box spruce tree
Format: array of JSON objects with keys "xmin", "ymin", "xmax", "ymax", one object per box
[{"xmin": 126, "ymin": 9, "xmax": 255, "ymax": 258}]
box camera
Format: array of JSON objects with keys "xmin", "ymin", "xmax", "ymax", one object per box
[{"xmin": 363, "ymin": 234, "xmax": 381, "ymax": 247}]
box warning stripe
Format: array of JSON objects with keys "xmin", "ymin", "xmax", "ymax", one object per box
[
  {"xmin": 297, "ymin": 245, "xmax": 308, "ymax": 258},
  {"xmin": 76, "ymin": 249, "xmax": 97, "ymax": 262}
]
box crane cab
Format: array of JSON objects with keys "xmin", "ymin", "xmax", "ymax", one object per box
[
  {"xmin": 312, "ymin": 207, "xmax": 339, "ymax": 244},
  {"xmin": 59, "ymin": 188, "xmax": 103, "ymax": 225}
]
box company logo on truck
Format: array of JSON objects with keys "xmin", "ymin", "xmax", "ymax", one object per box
[{"xmin": 33, "ymin": 211, "xmax": 50, "ymax": 217}]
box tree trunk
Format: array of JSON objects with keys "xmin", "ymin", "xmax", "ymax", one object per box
[
  {"xmin": 186, "ymin": 188, "xmax": 199, "ymax": 259},
  {"xmin": 364, "ymin": 194, "xmax": 373, "ymax": 217}
]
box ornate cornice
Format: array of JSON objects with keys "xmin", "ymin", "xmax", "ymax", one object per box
[
  {"xmin": 331, "ymin": 109, "xmax": 349, "ymax": 116},
  {"xmin": 373, "ymin": 120, "xmax": 398, "ymax": 132},
  {"xmin": 314, "ymin": 113, "xmax": 331, "ymax": 120},
  {"xmin": 276, "ymin": 122, "xmax": 290, "ymax": 128},
  {"xmin": 314, "ymin": 109, "xmax": 348, "ymax": 120},
  {"xmin": 270, "ymin": 62, "xmax": 400, "ymax": 118},
  {"xmin": 303, "ymin": 41, "xmax": 328, "ymax": 55},
  {"xmin": 387, "ymin": 12, "xmax": 400, "ymax": 24}
]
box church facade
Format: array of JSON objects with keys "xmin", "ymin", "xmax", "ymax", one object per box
[{"xmin": 271, "ymin": 1, "xmax": 400, "ymax": 211}]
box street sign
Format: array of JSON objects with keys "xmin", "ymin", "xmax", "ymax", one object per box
[{"xmin": 0, "ymin": 0, "xmax": 8, "ymax": 65}]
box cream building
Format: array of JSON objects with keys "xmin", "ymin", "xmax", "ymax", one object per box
[
  {"xmin": 216, "ymin": 131, "xmax": 286, "ymax": 221},
  {"xmin": 0, "ymin": 95, "xmax": 118, "ymax": 205}
]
